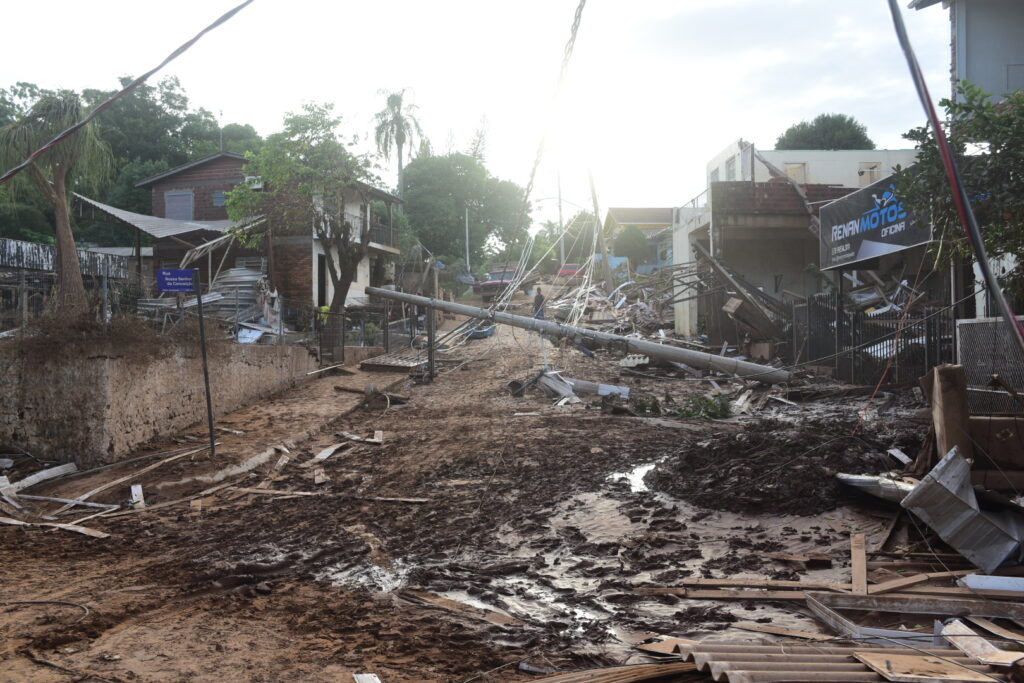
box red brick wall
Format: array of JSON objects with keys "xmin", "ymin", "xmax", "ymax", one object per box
[
  {"xmin": 150, "ymin": 156, "xmax": 245, "ymax": 220},
  {"xmin": 271, "ymin": 236, "xmax": 312, "ymax": 305}
]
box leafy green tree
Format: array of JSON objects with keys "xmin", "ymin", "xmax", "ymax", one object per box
[
  {"xmin": 775, "ymin": 113, "xmax": 875, "ymax": 150},
  {"xmin": 373, "ymin": 89, "xmax": 422, "ymax": 198},
  {"xmin": 613, "ymin": 224, "xmax": 650, "ymax": 269},
  {"xmin": 896, "ymin": 83, "xmax": 1024, "ymax": 295},
  {"xmin": 0, "ymin": 91, "xmax": 111, "ymax": 315},
  {"xmin": 402, "ymin": 152, "xmax": 529, "ymax": 270},
  {"xmin": 227, "ymin": 103, "xmax": 374, "ymax": 312}
]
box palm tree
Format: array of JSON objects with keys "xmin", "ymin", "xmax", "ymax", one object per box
[
  {"xmin": 1, "ymin": 91, "xmax": 110, "ymax": 315},
  {"xmin": 373, "ymin": 89, "xmax": 422, "ymax": 199}
]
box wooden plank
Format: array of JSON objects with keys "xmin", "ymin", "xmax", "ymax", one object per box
[
  {"xmin": 302, "ymin": 442, "xmax": 347, "ymax": 468},
  {"xmin": 851, "ymin": 533, "xmax": 867, "ymax": 595},
  {"xmin": 232, "ymin": 487, "xmax": 321, "ymax": 497},
  {"xmin": 867, "ymin": 573, "xmax": 931, "ymax": 595},
  {"xmin": 4, "ymin": 463, "xmax": 78, "ymax": 493},
  {"xmin": 941, "ymin": 619, "xmax": 1024, "ymax": 667},
  {"xmin": 680, "ymin": 578, "xmax": 848, "ymax": 591},
  {"xmin": 636, "ymin": 588, "xmax": 806, "ymax": 601},
  {"xmin": 927, "ymin": 365, "xmax": 974, "ymax": 461},
  {"xmin": 0, "ymin": 515, "xmax": 110, "ymax": 539},
  {"xmin": 967, "ymin": 617, "xmax": 1024, "ymax": 644},
  {"xmin": 731, "ymin": 622, "xmax": 831, "ymax": 641},
  {"xmin": 129, "ymin": 484, "xmax": 146, "ymax": 509},
  {"xmin": 854, "ymin": 650, "xmax": 991, "ymax": 682},
  {"xmin": 313, "ymin": 468, "xmax": 329, "ymax": 485}
]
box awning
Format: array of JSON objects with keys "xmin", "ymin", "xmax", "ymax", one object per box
[
  {"xmin": 368, "ymin": 241, "xmax": 401, "ymax": 256},
  {"xmin": 74, "ymin": 193, "xmax": 261, "ymax": 240}
]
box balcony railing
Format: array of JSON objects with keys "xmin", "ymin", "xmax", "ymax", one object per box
[{"xmin": 367, "ymin": 221, "xmax": 394, "ymax": 247}]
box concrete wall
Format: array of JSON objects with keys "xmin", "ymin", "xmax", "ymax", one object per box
[{"xmin": 1, "ymin": 343, "xmax": 317, "ymax": 465}]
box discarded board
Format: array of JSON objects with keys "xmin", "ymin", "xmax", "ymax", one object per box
[
  {"xmin": 0, "ymin": 515, "xmax": 109, "ymax": 539},
  {"xmin": 851, "ymin": 533, "xmax": 868, "ymax": 594},
  {"xmin": 232, "ymin": 487, "xmax": 321, "ymax": 497},
  {"xmin": 4, "ymin": 463, "xmax": 78, "ymax": 494},
  {"xmin": 532, "ymin": 662, "xmax": 697, "ymax": 682},
  {"xmin": 52, "ymin": 447, "xmax": 206, "ymax": 515},
  {"xmin": 967, "ymin": 617, "xmax": 1024, "ymax": 643},
  {"xmin": 129, "ymin": 485, "xmax": 146, "ymax": 509},
  {"xmin": 853, "ymin": 650, "xmax": 992, "ymax": 682},
  {"xmin": 352, "ymin": 675, "xmax": 382, "ymax": 683},
  {"xmin": 313, "ymin": 468, "xmax": 329, "ymax": 485},
  {"xmin": 398, "ymin": 590, "xmax": 522, "ymax": 627},
  {"xmin": 301, "ymin": 442, "xmax": 348, "ymax": 468},
  {"xmin": 941, "ymin": 619, "xmax": 1024, "ymax": 667}
]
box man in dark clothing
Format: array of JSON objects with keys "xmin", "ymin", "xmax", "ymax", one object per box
[{"xmin": 533, "ymin": 286, "xmax": 545, "ymax": 319}]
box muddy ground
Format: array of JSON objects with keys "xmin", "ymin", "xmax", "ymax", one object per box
[{"xmin": 0, "ymin": 304, "xmax": 928, "ymax": 682}]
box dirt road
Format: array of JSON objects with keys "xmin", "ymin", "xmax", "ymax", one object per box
[{"xmin": 1, "ymin": 308, "xmax": 920, "ymax": 681}]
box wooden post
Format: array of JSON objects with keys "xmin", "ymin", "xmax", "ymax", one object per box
[
  {"xmin": 134, "ymin": 228, "xmax": 142, "ymax": 280},
  {"xmin": 928, "ymin": 364, "xmax": 974, "ymax": 460},
  {"xmin": 851, "ymin": 533, "xmax": 867, "ymax": 595},
  {"xmin": 192, "ymin": 271, "xmax": 216, "ymax": 460}
]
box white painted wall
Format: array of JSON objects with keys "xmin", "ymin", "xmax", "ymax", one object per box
[
  {"xmin": 311, "ymin": 185, "xmax": 375, "ymax": 308},
  {"xmin": 706, "ymin": 140, "xmax": 918, "ymax": 188}
]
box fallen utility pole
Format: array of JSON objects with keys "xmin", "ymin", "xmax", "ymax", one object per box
[{"xmin": 364, "ymin": 287, "xmax": 792, "ymax": 383}]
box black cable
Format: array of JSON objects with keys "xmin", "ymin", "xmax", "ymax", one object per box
[
  {"xmin": 0, "ymin": 0, "xmax": 256, "ymax": 186},
  {"xmin": 886, "ymin": 0, "xmax": 1024, "ymax": 358}
]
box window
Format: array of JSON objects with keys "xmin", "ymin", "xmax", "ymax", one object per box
[
  {"xmin": 709, "ymin": 169, "xmax": 720, "ymax": 183},
  {"xmin": 725, "ymin": 156, "xmax": 736, "ymax": 181},
  {"xmin": 858, "ymin": 161, "xmax": 882, "ymax": 187},
  {"xmin": 212, "ymin": 191, "xmax": 227, "ymax": 207},
  {"xmin": 784, "ymin": 163, "xmax": 807, "ymax": 184},
  {"xmin": 165, "ymin": 190, "xmax": 194, "ymax": 220}
]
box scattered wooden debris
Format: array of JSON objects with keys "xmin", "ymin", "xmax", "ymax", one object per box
[
  {"xmin": 941, "ymin": 619, "xmax": 1024, "ymax": 667},
  {"xmin": 232, "ymin": 487, "xmax": 321, "ymax": 497},
  {"xmin": 0, "ymin": 515, "xmax": 110, "ymax": 539},
  {"xmin": 313, "ymin": 468, "xmax": 329, "ymax": 485},
  {"xmin": 2, "ymin": 463, "xmax": 78, "ymax": 495}
]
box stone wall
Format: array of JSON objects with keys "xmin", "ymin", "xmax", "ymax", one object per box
[{"xmin": 1, "ymin": 344, "xmax": 317, "ymax": 465}]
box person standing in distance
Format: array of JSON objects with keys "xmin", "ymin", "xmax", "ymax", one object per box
[{"xmin": 533, "ymin": 286, "xmax": 545, "ymax": 319}]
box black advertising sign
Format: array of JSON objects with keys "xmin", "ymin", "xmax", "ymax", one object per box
[{"xmin": 819, "ymin": 174, "xmax": 932, "ymax": 270}]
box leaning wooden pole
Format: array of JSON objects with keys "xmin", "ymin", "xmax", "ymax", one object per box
[{"xmin": 365, "ymin": 287, "xmax": 793, "ymax": 384}]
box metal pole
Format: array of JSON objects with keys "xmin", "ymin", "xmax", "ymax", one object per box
[
  {"xmin": 384, "ymin": 300, "xmax": 391, "ymax": 353},
  {"xmin": 192, "ymin": 271, "xmax": 217, "ymax": 459},
  {"xmin": 588, "ymin": 171, "xmax": 614, "ymax": 289},
  {"xmin": 426, "ymin": 302, "xmax": 436, "ymax": 380},
  {"xmin": 365, "ymin": 287, "xmax": 793, "ymax": 384},
  {"xmin": 101, "ymin": 262, "xmax": 109, "ymax": 328},
  {"xmin": 558, "ymin": 172, "xmax": 565, "ymax": 267},
  {"xmin": 465, "ymin": 205, "xmax": 471, "ymax": 275}
]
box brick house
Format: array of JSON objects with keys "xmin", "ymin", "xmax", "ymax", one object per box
[{"xmin": 134, "ymin": 152, "xmax": 401, "ymax": 310}]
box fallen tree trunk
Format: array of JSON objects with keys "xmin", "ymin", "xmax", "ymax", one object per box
[{"xmin": 364, "ymin": 287, "xmax": 793, "ymax": 384}]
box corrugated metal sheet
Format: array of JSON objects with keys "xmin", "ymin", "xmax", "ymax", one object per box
[
  {"xmin": 0, "ymin": 237, "xmax": 128, "ymax": 279},
  {"xmin": 668, "ymin": 639, "xmax": 1008, "ymax": 682}
]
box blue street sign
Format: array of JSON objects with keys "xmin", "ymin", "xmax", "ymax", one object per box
[{"xmin": 157, "ymin": 269, "xmax": 198, "ymax": 293}]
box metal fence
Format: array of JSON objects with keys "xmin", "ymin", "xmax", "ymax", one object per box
[
  {"xmin": 797, "ymin": 292, "xmax": 956, "ymax": 385},
  {"xmin": 0, "ymin": 268, "xmax": 152, "ymax": 331}
]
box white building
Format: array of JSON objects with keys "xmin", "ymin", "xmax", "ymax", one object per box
[{"xmin": 706, "ymin": 140, "xmax": 918, "ymax": 189}]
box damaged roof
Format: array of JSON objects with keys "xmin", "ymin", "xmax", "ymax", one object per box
[{"xmin": 74, "ymin": 193, "xmax": 260, "ymax": 239}]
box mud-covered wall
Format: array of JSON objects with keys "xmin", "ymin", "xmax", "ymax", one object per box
[{"xmin": 1, "ymin": 344, "xmax": 317, "ymax": 465}]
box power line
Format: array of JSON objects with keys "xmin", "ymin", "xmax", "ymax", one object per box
[
  {"xmin": 0, "ymin": 0, "xmax": 256, "ymax": 186},
  {"xmin": 886, "ymin": 0, "xmax": 1024, "ymax": 357}
]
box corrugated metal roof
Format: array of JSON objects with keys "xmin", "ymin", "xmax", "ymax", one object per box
[
  {"xmin": 74, "ymin": 193, "xmax": 257, "ymax": 240},
  {"xmin": 660, "ymin": 638, "xmax": 1008, "ymax": 682}
]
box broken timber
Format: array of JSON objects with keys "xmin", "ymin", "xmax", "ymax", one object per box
[{"xmin": 364, "ymin": 287, "xmax": 793, "ymax": 383}]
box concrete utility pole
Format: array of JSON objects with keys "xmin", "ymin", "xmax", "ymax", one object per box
[
  {"xmin": 588, "ymin": 171, "xmax": 614, "ymax": 288},
  {"xmin": 465, "ymin": 205, "xmax": 471, "ymax": 274},
  {"xmin": 365, "ymin": 286, "xmax": 792, "ymax": 384}
]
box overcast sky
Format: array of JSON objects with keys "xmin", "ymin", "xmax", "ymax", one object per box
[{"xmin": 2, "ymin": 0, "xmax": 951, "ymax": 224}]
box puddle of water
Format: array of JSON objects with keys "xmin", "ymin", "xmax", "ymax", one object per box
[{"xmin": 607, "ymin": 461, "xmax": 659, "ymax": 492}]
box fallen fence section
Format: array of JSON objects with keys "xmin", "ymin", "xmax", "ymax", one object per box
[{"xmin": 364, "ymin": 287, "xmax": 792, "ymax": 384}]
